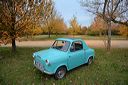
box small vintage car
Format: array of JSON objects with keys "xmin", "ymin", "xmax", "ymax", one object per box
[{"xmin": 33, "ymin": 38, "xmax": 95, "ymax": 79}]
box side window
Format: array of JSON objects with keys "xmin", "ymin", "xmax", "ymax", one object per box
[{"xmin": 70, "ymin": 41, "xmax": 83, "ymax": 52}]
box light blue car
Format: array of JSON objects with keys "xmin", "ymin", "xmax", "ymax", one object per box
[{"xmin": 33, "ymin": 38, "xmax": 95, "ymax": 79}]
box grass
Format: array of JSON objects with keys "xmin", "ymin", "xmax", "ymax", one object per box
[
  {"xmin": 0, "ymin": 47, "xmax": 128, "ymax": 85},
  {"xmin": 20, "ymin": 35, "xmax": 127, "ymax": 41},
  {"xmin": 20, "ymin": 35, "xmax": 67, "ymax": 41}
]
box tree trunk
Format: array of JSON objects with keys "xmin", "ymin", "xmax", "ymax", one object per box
[
  {"xmin": 126, "ymin": 27, "xmax": 128, "ymax": 40},
  {"xmin": 48, "ymin": 33, "xmax": 50, "ymax": 38},
  {"xmin": 99, "ymin": 31, "xmax": 102, "ymax": 36},
  {"xmin": 11, "ymin": 1, "xmax": 16, "ymax": 53},
  {"xmin": 48, "ymin": 29, "xmax": 51, "ymax": 38},
  {"xmin": 107, "ymin": 22, "xmax": 111, "ymax": 51},
  {"xmin": 56, "ymin": 32, "xmax": 58, "ymax": 36},
  {"xmin": 12, "ymin": 38, "xmax": 16, "ymax": 52}
]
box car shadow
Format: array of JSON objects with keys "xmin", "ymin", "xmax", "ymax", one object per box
[
  {"xmin": 33, "ymin": 63, "xmax": 89, "ymax": 80},
  {"xmin": 66, "ymin": 63, "xmax": 88, "ymax": 75},
  {"xmin": 33, "ymin": 67, "xmax": 53, "ymax": 80}
]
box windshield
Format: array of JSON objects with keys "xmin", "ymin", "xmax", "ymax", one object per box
[{"xmin": 52, "ymin": 40, "xmax": 70, "ymax": 52}]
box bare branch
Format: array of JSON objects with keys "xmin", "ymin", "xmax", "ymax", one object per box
[{"xmin": 103, "ymin": 0, "xmax": 108, "ymax": 16}]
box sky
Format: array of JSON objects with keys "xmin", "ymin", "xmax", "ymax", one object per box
[{"xmin": 54, "ymin": 0, "xmax": 95, "ymax": 27}]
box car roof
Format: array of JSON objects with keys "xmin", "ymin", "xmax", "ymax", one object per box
[{"xmin": 56, "ymin": 38, "xmax": 83, "ymax": 42}]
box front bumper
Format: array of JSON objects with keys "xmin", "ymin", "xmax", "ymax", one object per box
[{"xmin": 34, "ymin": 60, "xmax": 54, "ymax": 75}]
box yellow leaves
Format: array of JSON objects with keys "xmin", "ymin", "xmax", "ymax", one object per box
[
  {"xmin": 0, "ymin": 0, "xmax": 54, "ymax": 50},
  {"xmin": 0, "ymin": 32, "xmax": 11, "ymax": 45},
  {"xmin": 87, "ymin": 16, "xmax": 108, "ymax": 36},
  {"xmin": 91, "ymin": 16, "xmax": 106, "ymax": 31},
  {"xmin": 118, "ymin": 25, "xmax": 128, "ymax": 38},
  {"xmin": 44, "ymin": 16, "xmax": 67, "ymax": 34},
  {"xmin": 69, "ymin": 17, "xmax": 82, "ymax": 35},
  {"xmin": 33, "ymin": 26, "xmax": 42, "ymax": 35}
]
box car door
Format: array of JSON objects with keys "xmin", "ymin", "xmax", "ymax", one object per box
[{"xmin": 68, "ymin": 41, "xmax": 85, "ymax": 70}]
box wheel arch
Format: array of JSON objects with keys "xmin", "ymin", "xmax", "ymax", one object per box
[
  {"xmin": 87, "ymin": 55, "xmax": 94, "ymax": 61},
  {"xmin": 54, "ymin": 64, "xmax": 68, "ymax": 74}
]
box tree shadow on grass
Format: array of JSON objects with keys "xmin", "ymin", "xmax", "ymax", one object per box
[{"xmin": 66, "ymin": 64, "xmax": 88, "ymax": 76}]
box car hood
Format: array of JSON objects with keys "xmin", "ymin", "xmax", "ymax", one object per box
[{"xmin": 34, "ymin": 48, "xmax": 66, "ymax": 60}]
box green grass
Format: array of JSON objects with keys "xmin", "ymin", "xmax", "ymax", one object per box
[
  {"xmin": 20, "ymin": 35, "xmax": 127, "ymax": 41},
  {"xmin": 0, "ymin": 47, "xmax": 128, "ymax": 85},
  {"xmin": 20, "ymin": 35, "xmax": 67, "ymax": 41}
]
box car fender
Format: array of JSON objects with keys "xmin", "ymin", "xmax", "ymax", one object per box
[
  {"xmin": 51, "ymin": 55, "xmax": 69, "ymax": 73},
  {"xmin": 84, "ymin": 48, "xmax": 95, "ymax": 63},
  {"xmin": 53, "ymin": 64, "xmax": 68, "ymax": 74}
]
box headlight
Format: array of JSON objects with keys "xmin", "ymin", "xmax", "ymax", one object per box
[{"xmin": 45, "ymin": 59, "xmax": 51, "ymax": 66}]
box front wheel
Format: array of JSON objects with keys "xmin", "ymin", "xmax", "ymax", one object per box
[{"xmin": 54, "ymin": 66, "xmax": 66, "ymax": 79}]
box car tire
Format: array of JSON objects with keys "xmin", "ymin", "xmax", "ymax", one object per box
[
  {"xmin": 54, "ymin": 66, "xmax": 66, "ymax": 80},
  {"xmin": 87, "ymin": 57, "xmax": 93, "ymax": 65}
]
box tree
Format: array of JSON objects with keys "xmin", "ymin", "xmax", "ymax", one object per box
[
  {"xmin": 81, "ymin": 0, "xmax": 128, "ymax": 51},
  {"xmin": 52, "ymin": 17, "xmax": 67, "ymax": 35},
  {"xmin": 81, "ymin": 26, "xmax": 88, "ymax": 35},
  {"xmin": 118, "ymin": 25, "xmax": 128, "ymax": 39},
  {"xmin": 68, "ymin": 17, "xmax": 82, "ymax": 35},
  {"xmin": 43, "ymin": 15, "xmax": 67, "ymax": 37},
  {"xmin": 24, "ymin": 21, "xmax": 43, "ymax": 37},
  {"xmin": 89, "ymin": 16, "xmax": 119, "ymax": 36},
  {"xmin": 43, "ymin": 6, "xmax": 56, "ymax": 38},
  {"xmin": 0, "ymin": 0, "xmax": 54, "ymax": 52},
  {"xmin": 89, "ymin": 16, "xmax": 107, "ymax": 36}
]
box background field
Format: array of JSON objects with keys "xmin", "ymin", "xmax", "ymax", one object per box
[
  {"xmin": 20, "ymin": 35, "xmax": 127, "ymax": 41},
  {"xmin": 0, "ymin": 47, "xmax": 128, "ymax": 85}
]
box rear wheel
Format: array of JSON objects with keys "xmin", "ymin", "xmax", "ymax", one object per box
[
  {"xmin": 87, "ymin": 57, "xmax": 93, "ymax": 65},
  {"xmin": 54, "ymin": 66, "xmax": 66, "ymax": 79}
]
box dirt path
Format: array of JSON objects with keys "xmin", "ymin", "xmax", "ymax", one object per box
[{"xmin": 1, "ymin": 40, "xmax": 128, "ymax": 48}]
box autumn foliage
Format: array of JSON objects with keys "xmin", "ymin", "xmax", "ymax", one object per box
[
  {"xmin": 68, "ymin": 17, "xmax": 83, "ymax": 35},
  {"xmin": 0, "ymin": 0, "xmax": 54, "ymax": 52},
  {"xmin": 43, "ymin": 15, "xmax": 67, "ymax": 37},
  {"xmin": 118, "ymin": 25, "xmax": 128, "ymax": 39}
]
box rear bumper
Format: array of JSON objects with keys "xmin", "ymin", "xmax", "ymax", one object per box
[{"xmin": 34, "ymin": 60, "xmax": 54, "ymax": 75}]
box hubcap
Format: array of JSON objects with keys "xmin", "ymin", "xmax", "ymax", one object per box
[
  {"xmin": 57, "ymin": 69, "xmax": 65, "ymax": 79},
  {"xmin": 89, "ymin": 58, "xmax": 92, "ymax": 64}
]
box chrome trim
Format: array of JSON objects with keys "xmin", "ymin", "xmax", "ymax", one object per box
[{"xmin": 34, "ymin": 60, "xmax": 54, "ymax": 75}]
